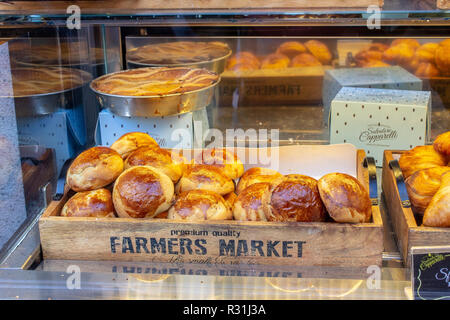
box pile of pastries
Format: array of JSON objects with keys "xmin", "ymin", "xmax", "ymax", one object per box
[
  {"xmin": 225, "ymin": 40, "xmax": 333, "ymax": 72},
  {"xmin": 61, "ymin": 132, "xmax": 372, "ymax": 224},
  {"xmin": 399, "ymin": 131, "xmax": 450, "ymax": 227},
  {"xmin": 354, "ymin": 38, "xmax": 450, "ymax": 78}
]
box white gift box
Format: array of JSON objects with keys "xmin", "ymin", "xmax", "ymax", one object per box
[
  {"xmin": 323, "ymin": 66, "xmax": 423, "ymax": 127},
  {"xmin": 329, "ymin": 87, "xmax": 431, "ymax": 166},
  {"xmin": 97, "ymin": 108, "xmax": 210, "ymax": 149}
]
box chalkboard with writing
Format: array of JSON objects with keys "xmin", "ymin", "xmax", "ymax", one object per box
[{"xmin": 411, "ymin": 246, "xmax": 450, "ymax": 300}]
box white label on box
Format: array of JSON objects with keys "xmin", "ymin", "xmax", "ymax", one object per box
[{"xmin": 330, "ymin": 87, "xmax": 430, "ymax": 166}]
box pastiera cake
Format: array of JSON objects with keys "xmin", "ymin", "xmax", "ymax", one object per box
[
  {"xmin": 7, "ymin": 67, "xmax": 91, "ymax": 97},
  {"xmin": 127, "ymin": 41, "xmax": 231, "ymax": 65},
  {"xmin": 91, "ymin": 67, "xmax": 220, "ymax": 96}
]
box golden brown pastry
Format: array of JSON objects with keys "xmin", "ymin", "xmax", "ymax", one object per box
[
  {"xmin": 192, "ymin": 148, "xmax": 244, "ymax": 180},
  {"xmin": 236, "ymin": 167, "xmax": 283, "ymax": 194},
  {"xmin": 423, "ymin": 172, "xmax": 450, "ymax": 227},
  {"xmin": 415, "ymin": 62, "xmax": 440, "ymax": 78},
  {"xmin": 399, "ymin": 145, "xmax": 448, "ymax": 179},
  {"xmin": 223, "ymin": 192, "xmax": 237, "ymax": 209},
  {"xmin": 390, "ymin": 39, "xmax": 421, "ymax": 50},
  {"xmin": 111, "ymin": 132, "xmax": 159, "ymax": 159},
  {"xmin": 405, "ymin": 166, "xmax": 450, "ymax": 215},
  {"xmin": 276, "ymin": 41, "xmax": 308, "ymax": 58},
  {"xmin": 355, "ymin": 49, "xmax": 384, "ymax": 63},
  {"xmin": 91, "ymin": 67, "xmax": 220, "ymax": 96},
  {"xmin": 233, "ymin": 182, "xmax": 274, "ymax": 221},
  {"xmin": 175, "ymin": 164, "xmax": 235, "ymax": 195},
  {"xmin": 358, "ymin": 60, "xmax": 391, "ymax": 68},
  {"xmin": 290, "ymin": 53, "xmax": 322, "ymax": 67},
  {"xmin": 61, "ymin": 188, "xmax": 115, "ymax": 218},
  {"xmin": 304, "ymin": 40, "xmax": 332, "ymax": 65},
  {"xmin": 125, "ymin": 146, "xmax": 186, "ymax": 183},
  {"xmin": 168, "ymin": 189, "xmax": 232, "ymax": 221},
  {"xmin": 368, "ymin": 43, "xmax": 389, "ymax": 52},
  {"xmin": 435, "ymin": 39, "xmax": 450, "ymax": 76},
  {"xmin": 317, "ymin": 173, "xmax": 372, "ymax": 224},
  {"xmin": 226, "ymin": 52, "xmax": 260, "ymax": 71},
  {"xmin": 260, "ymin": 53, "xmax": 290, "ymax": 69},
  {"xmin": 433, "ymin": 131, "xmax": 450, "ymax": 158},
  {"xmin": 126, "ymin": 41, "xmax": 231, "ymax": 65},
  {"xmin": 415, "ymin": 43, "xmax": 439, "ymax": 62},
  {"xmin": 270, "ymin": 174, "xmax": 326, "ymax": 222},
  {"xmin": 112, "ymin": 166, "xmax": 174, "ymax": 218},
  {"xmin": 66, "ymin": 146, "xmax": 124, "ymax": 192},
  {"xmin": 382, "ymin": 43, "xmax": 417, "ymax": 71}
]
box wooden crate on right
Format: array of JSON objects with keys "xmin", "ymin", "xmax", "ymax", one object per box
[{"xmin": 382, "ymin": 150, "xmax": 450, "ymax": 266}]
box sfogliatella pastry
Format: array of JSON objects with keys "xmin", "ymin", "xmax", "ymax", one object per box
[
  {"xmin": 423, "ymin": 172, "xmax": 450, "ymax": 227},
  {"xmin": 290, "ymin": 53, "xmax": 322, "ymax": 67},
  {"xmin": 405, "ymin": 166, "xmax": 450, "ymax": 215},
  {"xmin": 270, "ymin": 174, "xmax": 326, "ymax": 222},
  {"xmin": 125, "ymin": 146, "xmax": 186, "ymax": 183},
  {"xmin": 61, "ymin": 188, "xmax": 115, "ymax": 218},
  {"xmin": 168, "ymin": 189, "xmax": 232, "ymax": 221},
  {"xmin": 193, "ymin": 148, "xmax": 244, "ymax": 180},
  {"xmin": 223, "ymin": 192, "xmax": 237, "ymax": 209},
  {"xmin": 66, "ymin": 146, "xmax": 124, "ymax": 192},
  {"xmin": 398, "ymin": 145, "xmax": 448, "ymax": 179},
  {"xmin": 304, "ymin": 40, "xmax": 332, "ymax": 65},
  {"xmin": 91, "ymin": 67, "xmax": 219, "ymax": 96},
  {"xmin": 236, "ymin": 167, "xmax": 283, "ymax": 194},
  {"xmin": 317, "ymin": 173, "xmax": 372, "ymax": 223},
  {"xmin": 275, "ymin": 41, "xmax": 307, "ymax": 59},
  {"xmin": 415, "ymin": 42, "xmax": 439, "ymax": 63},
  {"xmin": 435, "ymin": 39, "xmax": 450, "ymax": 76},
  {"xmin": 359, "ymin": 60, "xmax": 391, "ymax": 68},
  {"xmin": 113, "ymin": 166, "xmax": 174, "ymax": 218},
  {"xmin": 390, "ymin": 39, "xmax": 421, "ymax": 50},
  {"xmin": 382, "ymin": 43, "xmax": 417, "ymax": 71},
  {"xmin": 226, "ymin": 52, "xmax": 260, "ymax": 71},
  {"xmin": 261, "ymin": 53, "xmax": 290, "ymax": 69},
  {"xmin": 126, "ymin": 41, "xmax": 231, "ymax": 65},
  {"xmin": 175, "ymin": 164, "xmax": 235, "ymax": 195},
  {"xmin": 111, "ymin": 132, "xmax": 159, "ymax": 159},
  {"xmin": 433, "ymin": 131, "xmax": 450, "ymax": 158},
  {"xmin": 233, "ymin": 182, "xmax": 274, "ymax": 221}
]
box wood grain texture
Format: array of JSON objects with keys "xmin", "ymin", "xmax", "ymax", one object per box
[
  {"xmin": 0, "ymin": 1, "xmax": 385, "ymax": 13},
  {"xmin": 39, "ymin": 149, "xmax": 383, "ymax": 267},
  {"xmin": 382, "ymin": 150, "xmax": 450, "ymax": 266}
]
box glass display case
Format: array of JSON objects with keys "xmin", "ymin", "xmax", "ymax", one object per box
[{"xmin": 0, "ymin": 1, "xmax": 449, "ymax": 301}]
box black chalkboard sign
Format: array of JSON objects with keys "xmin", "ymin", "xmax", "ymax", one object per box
[{"xmin": 411, "ymin": 246, "xmax": 450, "ymax": 300}]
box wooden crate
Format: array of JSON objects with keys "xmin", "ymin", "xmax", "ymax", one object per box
[
  {"xmin": 382, "ymin": 150, "xmax": 450, "ymax": 266},
  {"xmin": 218, "ymin": 66, "xmax": 329, "ymax": 107},
  {"xmin": 39, "ymin": 150, "xmax": 384, "ymax": 267}
]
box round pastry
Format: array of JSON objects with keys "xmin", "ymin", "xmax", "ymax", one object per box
[
  {"xmin": 260, "ymin": 53, "xmax": 290, "ymax": 69},
  {"xmin": 236, "ymin": 167, "xmax": 284, "ymax": 194},
  {"xmin": 435, "ymin": 40, "xmax": 450, "ymax": 76},
  {"xmin": 61, "ymin": 188, "xmax": 115, "ymax": 218},
  {"xmin": 398, "ymin": 145, "xmax": 448, "ymax": 179},
  {"xmin": 270, "ymin": 174, "xmax": 326, "ymax": 222},
  {"xmin": 112, "ymin": 166, "xmax": 174, "ymax": 218},
  {"xmin": 275, "ymin": 41, "xmax": 308, "ymax": 58},
  {"xmin": 111, "ymin": 132, "xmax": 159, "ymax": 159},
  {"xmin": 405, "ymin": 166, "xmax": 450, "ymax": 215},
  {"xmin": 175, "ymin": 164, "xmax": 235, "ymax": 195},
  {"xmin": 415, "ymin": 62, "xmax": 440, "ymax": 78},
  {"xmin": 433, "ymin": 131, "xmax": 450, "ymax": 158},
  {"xmin": 168, "ymin": 189, "xmax": 232, "ymax": 221},
  {"xmin": 317, "ymin": 173, "xmax": 372, "ymax": 224},
  {"xmin": 290, "ymin": 53, "xmax": 322, "ymax": 67},
  {"xmin": 66, "ymin": 146, "xmax": 124, "ymax": 192},
  {"xmin": 233, "ymin": 182, "xmax": 274, "ymax": 221},
  {"xmin": 125, "ymin": 146, "xmax": 186, "ymax": 183},
  {"xmin": 193, "ymin": 148, "xmax": 244, "ymax": 180},
  {"xmin": 415, "ymin": 43, "xmax": 439, "ymax": 62},
  {"xmin": 422, "ymin": 172, "xmax": 450, "ymax": 228},
  {"xmin": 226, "ymin": 52, "xmax": 260, "ymax": 71},
  {"xmin": 382, "ymin": 43, "xmax": 417, "ymax": 70},
  {"xmin": 304, "ymin": 40, "xmax": 332, "ymax": 65},
  {"xmin": 390, "ymin": 39, "xmax": 421, "ymax": 50}
]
